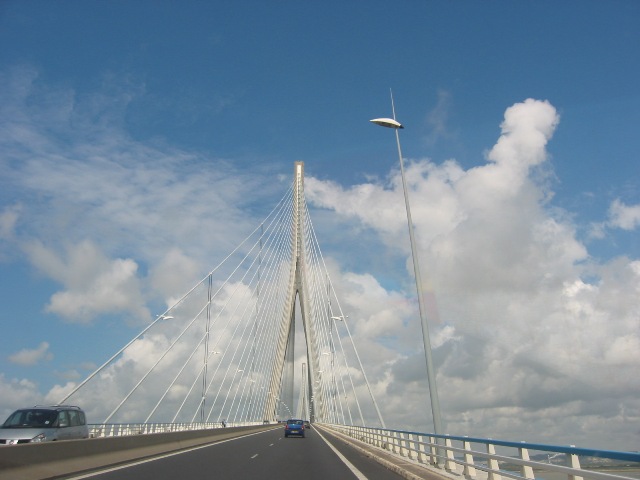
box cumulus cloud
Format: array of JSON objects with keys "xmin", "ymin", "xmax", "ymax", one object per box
[
  {"xmin": 1, "ymin": 70, "xmax": 638, "ymax": 451},
  {"xmin": 607, "ymin": 199, "xmax": 640, "ymax": 230},
  {"xmin": 8, "ymin": 342, "xmax": 53, "ymax": 366},
  {"xmin": 306, "ymin": 98, "xmax": 639, "ymax": 449},
  {"xmin": 0, "ymin": 375, "xmax": 43, "ymax": 420},
  {"xmin": 150, "ymin": 247, "xmax": 203, "ymax": 308},
  {"xmin": 24, "ymin": 240, "xmax": 150, "ymax": 323}
]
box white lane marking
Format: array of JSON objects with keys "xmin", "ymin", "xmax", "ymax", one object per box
[
  {"xmin": 65, "ymin": 429, "xmax": 277, "ymax": 479},
  {"xmin": 269, "ymin": 443, "xmax": 274, "ymax": 446},
  {"xmin": 314, "ymin": 427, "xmax": 368, "ymax": 480},
  {"xmin": 251, "ymin": 454, "xmax": 259, "ymax": 459}
]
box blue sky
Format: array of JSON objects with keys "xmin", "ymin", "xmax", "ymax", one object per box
[{"xmin": 1, "ymin": 1, "xmax": 639, "ymax": 450}]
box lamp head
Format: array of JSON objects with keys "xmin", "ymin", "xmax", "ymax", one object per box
[{"xmin": 370, "ymin": 117, "xmax": 403, "ymax": 129}]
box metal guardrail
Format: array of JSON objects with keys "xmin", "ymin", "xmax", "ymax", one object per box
[
  {"xmin": 323, "ymin": 424, "xmax": 640, "ymax": 480},
  {"xmin": 88, "ymin": 421, "xmax": 264, "ymax": 437}
]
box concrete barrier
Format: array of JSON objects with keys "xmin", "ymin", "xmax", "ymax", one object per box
[{"xmin": 0, "ymin": 424, "xmax": 277, "ymax": 480}]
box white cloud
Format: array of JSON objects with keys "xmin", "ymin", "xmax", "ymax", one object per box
[
  {"xmin": 0, "ymin": 375, "xmax": 43, "ymax": 421},
  {"xmin": 0, "ymin": 204, "xmax": 20, "ymax": 240},
  {"xmin": 607, "ymin": 199, "xmax": 640, "ymax": 230},
  {"xmin": 55, "ymin": 369, "xmax": 83, "ymax": 381},
  {"xmin": 306, "ymin": 98, "xmax": 639, "ymax": 449},
  {"xmin": 150, "ymin": 247, "xmax": 203, "ymax": 308},
  {"xmin": 424, "ymin": 89, "xmax": 455, "ymax": 146},
  {"xmin": 488, "ymin": 98, "xmax": 559, "ymax": 168},
  {"xmin": 1, "ymin": 67, "xmax": 284, "ymax": 327},
  {"xmin": 24, "ymin": 240, "xmax": 150, "ymax": 324},
  {"xmin": 1, "ymin": 68, "xmax": 638, "ymax": 451},
  {"xmin": 8, "ymin": 342, "xmax": 53, "ymax": 366}
]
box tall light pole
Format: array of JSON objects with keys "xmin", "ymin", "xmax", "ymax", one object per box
[{"xmin": 370, "ymin": 93, "xmax": 444, "ymax": 437}]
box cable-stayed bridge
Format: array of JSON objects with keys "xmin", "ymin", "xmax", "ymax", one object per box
[
  {"xmin": 59, "ymin": 161, "xmax": 383, "ymax": 429},
  {"xmin": 2, "ymin": 162, "xmax": 638, "ymax": 480}
]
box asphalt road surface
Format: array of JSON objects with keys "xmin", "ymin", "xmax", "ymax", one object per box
[{"xmin": 65, "ymin": 425, "xmax": 406, "ymax": 480}]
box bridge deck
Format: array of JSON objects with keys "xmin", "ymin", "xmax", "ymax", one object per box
[
  {"xmin": 318, "ymin": 425, "xmax": 453, "ymax": 480},
  {"xmin": 1, "ymin": 425, "xmax": 452, "ymax": 480}
]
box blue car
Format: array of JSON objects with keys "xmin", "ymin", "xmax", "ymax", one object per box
[{"xmin": 284, "ymin": 419, "xmax": 305, "ymax": 438}]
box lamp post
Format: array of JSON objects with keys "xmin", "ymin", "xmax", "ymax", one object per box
[{"xmin": 370, "ymin": 95, "xmax": 444, "ymax": 437}]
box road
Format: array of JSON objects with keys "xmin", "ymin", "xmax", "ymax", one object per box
[{"xmin": 66, "ymin": 425, "xmax": 406, "ymax": 480}]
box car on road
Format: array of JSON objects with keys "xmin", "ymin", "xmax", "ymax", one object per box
[
  {"xmin": 284, "ymin": 419, "xmax": 305, "ymax": 438},
  {"xmin": 0, "ymin": 405, "xmax": 89, "ymax": 445}
]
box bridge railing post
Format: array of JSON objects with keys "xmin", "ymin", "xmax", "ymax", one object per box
[
  {"xmin": 357, "ymin": 426, "xmax": 365, "ymax": 444},
  {"xmin": 407, "ymin": 433, "xmax": 418, "ymax": 460},
  {"xmin": 487, "ymin": 443, "xmax": 502, "ymax": 480},
  {"xmin": 429, "ymin": 435, "xmax": 438, "ymax": 466},
  {"xmin": 390, "ymin": 430, "xmax": 400, "ymax": 454},
  {"xmin": 383, "ymin": 429, "xmax": 392, "ymax": 451},
  {"xmin": 370, "ymin": 427, "xmax": 379, "ymax": 448},
  {"xmin": 416, "ymin": 434, "xmax": 429, "ymax": 464},
  {"xmin": 567, "ymin": 448, "xmax": 583, "ymax": 480},
  {"xmin": 463, "ymin": 438, "xmax": 477, "ymax": 479},
  {"xmin": 519, "ymin": 445, "xmax": 535, "ymax": 480},
  {"xmin": 445, "ymin": 437, "xmax": 457, "ymax": 473},
  {"xmin": 399, "ymin": 431, "xmax": 409, "ymax": 457},
  {"xmin": 374, "ymin": 428, "xmax": 383, "ymax": 448}
]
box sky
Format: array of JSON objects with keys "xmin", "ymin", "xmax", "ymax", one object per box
[{"xmin": 1, "ymin": 0, "xmax": 639, "ymax": 451}]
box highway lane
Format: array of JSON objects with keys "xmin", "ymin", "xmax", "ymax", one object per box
[{"xmin": 66, "ymin": 426, "xmax": 405, "ymax": 480}]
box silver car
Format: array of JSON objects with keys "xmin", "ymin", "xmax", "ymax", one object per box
[{"xmin": 0, "ymin": 405, "xmax": 89, "ymax": 444}]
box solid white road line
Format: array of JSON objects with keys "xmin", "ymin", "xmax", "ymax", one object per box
[{"xmin": 314, "ymin": 427, "xmax": 368, "ymax": 480}]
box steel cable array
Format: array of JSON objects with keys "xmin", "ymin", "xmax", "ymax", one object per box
[{"xmin": 60, "ymin": 173, "xmax": 385, "ymax": 428}]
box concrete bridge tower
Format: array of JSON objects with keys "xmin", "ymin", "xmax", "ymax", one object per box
[{"xmin": 263, "ymin": 162, "xmax": 322, "ymax": 422}]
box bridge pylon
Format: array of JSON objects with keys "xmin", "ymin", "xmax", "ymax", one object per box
[{"xmin": 263, "ymin": 162, "xmax": 322, "ymax": 422}]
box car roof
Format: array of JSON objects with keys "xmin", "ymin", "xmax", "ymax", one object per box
[{"xmin": 20, "ymin": 405, "xmax": 84, "ymax": 411}]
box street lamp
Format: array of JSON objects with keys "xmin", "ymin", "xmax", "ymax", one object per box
[{"xmin": 370, "ymin": 93, "xmax": 444, "ymax": 437}]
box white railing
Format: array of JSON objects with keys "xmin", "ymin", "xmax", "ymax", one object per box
[
  {"xmin": 88, "ymin": 421, "xmax": 265, "ymax": 437},
  {"xmin": 322, "ymin": 424, "xmax": 640, "ymax": 480}
]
